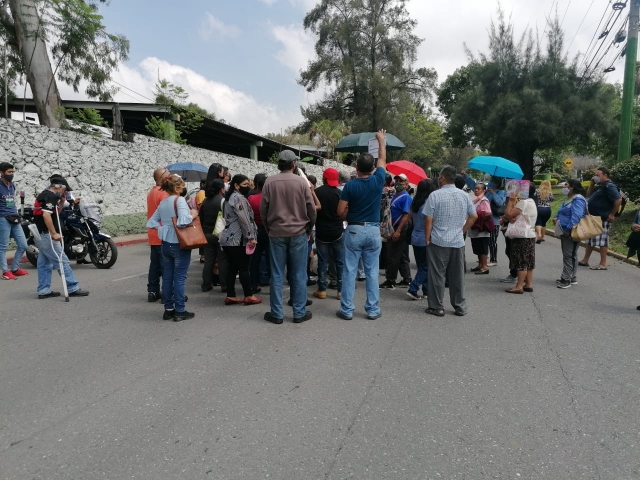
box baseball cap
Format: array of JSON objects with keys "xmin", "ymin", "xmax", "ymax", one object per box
[
  {"xmin": 49, "ymin": 174, "xmax": 73, "ymax": 191},
  {"xmin": 277, "ymin": 150, "xmax": 299, "ymax": 162},
  {"xmin": 323, "ymin": 168, "xmax": 339, "ymax": 187},
  {"xmin": 394, "ymin": 173, "xmax": 408, "ymax": 182}
]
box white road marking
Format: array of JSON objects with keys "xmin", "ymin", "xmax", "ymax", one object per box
[{"xmin": 112, "ymin": 273, "xmax": 147, "ymax": 282}]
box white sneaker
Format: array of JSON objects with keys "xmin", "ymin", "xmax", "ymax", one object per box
[{"xmin": 500, "ymin": 275, "xmax": 517, "ymax": 283}]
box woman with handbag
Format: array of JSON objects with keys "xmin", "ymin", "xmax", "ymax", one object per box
[
  {"xmin": 469, "ymin": 183, "xmax": 494, "ymax": 275},
  {"xmin": 219, "ymin": 174, "xmax": 261, "ymax": 306},
  {"xmin": 553, "ymin": 180, "xmax": 587, "ymax": 289},
  {"xmin": 199, "ymin": 179, "xmax": 226, "ymax": 292},
  {"xmin": 503, "ymin": 187, "xmax": 538, "ymax": 294},
  {"xmin": 146, "ymin": 174, "xmax": 198, "ymax": 321}
]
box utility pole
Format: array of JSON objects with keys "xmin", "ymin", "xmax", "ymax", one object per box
[
  {"xmin": 618, "ymin": 0, "xmax": 640, "ymax": 163},
  {"xmin": 3, "ymin": 44, "xmax": 7, "ymax": 119}
]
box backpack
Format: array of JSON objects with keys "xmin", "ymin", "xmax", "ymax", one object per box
[
  {"xmin": 380, "ymin": 194, "xmax": 393, "ymax": 240},
  {"xmin": 490, "ymin": 196, "xmax": 506, "ymax": 217}
]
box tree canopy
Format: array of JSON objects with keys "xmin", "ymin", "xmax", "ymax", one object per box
[
  {"xmin": 298, "ymin": 0, "xmax": 437, "ymax": 133},
  {"xmin": 437, "ymin": 10, "xmax": 616, "ymax": 179},
  {"xmin": 0, "ymin": 0, "xmax": 129, "ymax": 127}
]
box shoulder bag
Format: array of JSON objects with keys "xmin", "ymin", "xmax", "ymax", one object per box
[
  {"xmin": 505, "ymin": 214, "xmax": 530, "ymax": 239},
  {"xmin": 213, "ymin": 199, "xmax": 226, "ymax": 238},
  {"xmin": 571, "ymin": 211, "xmax": 603, "ymax": 241},
  {"xmin": 172, "ymin": 197, "xmax": 208, "ymax": 249}
]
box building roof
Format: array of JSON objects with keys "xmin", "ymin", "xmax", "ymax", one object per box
[{"xmin": 6, "ymin": 99, "xmax": 324, "ymax": 163}]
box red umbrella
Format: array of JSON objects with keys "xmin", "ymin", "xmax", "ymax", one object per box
[{"xmin": 387, "ymin": 160, "xmax": 428, "ymax": 185}]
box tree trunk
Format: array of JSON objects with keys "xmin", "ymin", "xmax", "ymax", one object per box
[{"xmin": 9, "ymin": 0, "xmax": 61, "ymax": 128}]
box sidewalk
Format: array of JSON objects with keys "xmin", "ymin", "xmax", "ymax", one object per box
[{"xmin": 6, "ymin": 233, "xmax": 148, "ymax": 264}]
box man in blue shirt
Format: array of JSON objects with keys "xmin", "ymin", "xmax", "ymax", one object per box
[
  {"xmin": 579, "ymin": 166, "xmax": 622, "ymax": 270},
  {"xmin": 0, "ymin": 162, "xmax": 29, "ymax": 280},
  {"xmin": 336, "ymin": 130, "xmax": 387, "ymax": 320},
  {"xmin": 423, "ymin": 165, "xmax": 478, "ymax": 317},
  {"xmin": 380, "ymin": 174, "xmax": 413, "ymax": 289}
]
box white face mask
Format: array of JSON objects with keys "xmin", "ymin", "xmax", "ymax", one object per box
[
  {"xmin": 592, "ymin": 176, "xmax": 601, "ymax": 184},
  {"xmin": 562, "ymin": 187, "xmax": 570, "ymax": 196}
]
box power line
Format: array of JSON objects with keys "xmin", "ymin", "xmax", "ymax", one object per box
[
  {"xmin": 560, "ymin": 0, "xmax": 574, "ymax": 28},
  {"xmin": 580, "ymin": 4, "xmax": 626, "ymax": 77},
  {"xmin": 542, "ymin": 0, "xmax": 559, "ymax": 39},
  {"xmin": 567, "ymin": 0, "xmax": 598, "ymax": 51},
  {"xmin": 579, "ymin": 1, "xmax": 617, "ymax": 73},
  {"xmin": 583, "ymin": 12, "xmax": 628, "ymax": 79},
  {"xmin": 109, "ymin": 79, "xmax": 155, "ymax": 103}
]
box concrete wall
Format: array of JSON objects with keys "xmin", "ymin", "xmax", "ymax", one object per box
[{"xmin": 0, "ymin": 118, "xmax": 352, "ymax": 220}]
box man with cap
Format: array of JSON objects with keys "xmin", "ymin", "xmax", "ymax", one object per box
[
  {"xmin": 336, "ymin": 129, "xmax": 388, "ymax": 320},
  {"xmin": 260, "ymin": 150, "xmax": 317, "ymax": 324},
  {"xmin": 380, "ymin": 173, "xmax": 413, "ymax": 289},
  {"xmin": 32, "ymin": 175, "xmax": 89, "ymax": 299},
  {"xmin": 312, "ymin": 168, "xmax": 344, "ymax": 300},
  {"xmin": 147, "ymin": 167, "xmax": 171, "ymax": 302}
]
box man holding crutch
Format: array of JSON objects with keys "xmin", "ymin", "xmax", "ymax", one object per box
[{"xmin": 32, "ymin": 175, "xmax": 89, "ymax": 299}]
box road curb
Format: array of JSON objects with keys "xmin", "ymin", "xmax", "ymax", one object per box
[
  {"xmin": 7, "ymin": 236, "xmax": 148, "ymax": 264},
  {"xmin": 545, "ymin": 228, "xmax": 638, "ymax": 267}
]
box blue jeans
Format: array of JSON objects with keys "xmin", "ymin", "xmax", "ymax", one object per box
[
  {"xmin": 161, "ymin": 241, "xmax": 191, "ymax": 313},
  {"xmin": 340, "ymin": 225, "xmax": 382, "ymax": 317},
  {"xmin": 147, "ymin": 244, "xmax": 163, "ymax": 294},
  {"xmin": 316, "ymin": 234, "xmax": 344, "ymax": 292},
  {"xmin": 35, "ymin": 233, "xmax": 80, "ymax": 295},
  {"xmin": 408, "ymin": 245, "xmax": 428, "ymax": 295},
  {"xmin": 269, "ymin": 233, "xmax": 308, "ymax": 319},
  {"xmin": 0, "ymin": 217, "xmax": 28, "ymax": 273}
]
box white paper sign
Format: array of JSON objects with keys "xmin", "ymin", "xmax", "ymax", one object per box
[{"xmin": 368, "ymin": 135, "xmax": 386, "ymax": 158}]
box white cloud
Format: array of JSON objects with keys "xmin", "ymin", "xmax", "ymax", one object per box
[
  {"xmin": 270, "ymin": 23, "xmax": 315, "ymax": 73},
  {"xmin": 407, "ymin": 0, "xmax": 625, "ymax": 85},
  {"xmin": 199, "ymin": 13, "xmax": 241, "ymax": 41}
]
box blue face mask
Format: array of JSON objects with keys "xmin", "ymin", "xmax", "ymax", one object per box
[{"xmin": 54, "ymin": 192, "xmax": 62, "ymax": 199}]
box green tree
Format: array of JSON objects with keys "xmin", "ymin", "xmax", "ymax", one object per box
[
  {"xmin": 392, "ymin": 102, "xmax": 445, "ymax": 168},
  {"xmin": 308, "ymin": 119, "xmax": 348, "ymax": 161},
  {"xmin": 0, "ymin": 0, "xmax": 129, "ymax": 127},
  {"xmin": 298, "ymin": 0, "xmax": 436, "ymax": 132},
  {"xmin": 147, "ymin": 78, "xmax": 204, "ymax": 144},
  {"xmin": 437, "ymin": 10, "xmax": 616, "ymax": 179}
]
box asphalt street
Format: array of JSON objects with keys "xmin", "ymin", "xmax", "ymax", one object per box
[{"xmin": 0, "ymin": 237, "xmax": 639, "ymax": 479}]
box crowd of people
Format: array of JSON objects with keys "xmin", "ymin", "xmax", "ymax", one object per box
[
  {"xmin": 0, "ymin": 143, "xmax": 629, "ymax": 316},
  {"xmin": 140, "ymin": 138, "xmax": 631, "ymax": 322}
]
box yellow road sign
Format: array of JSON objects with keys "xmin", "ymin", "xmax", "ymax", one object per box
[{"xmin": 563, "ymin": 158, "xmax": 574, "ymax": 171}]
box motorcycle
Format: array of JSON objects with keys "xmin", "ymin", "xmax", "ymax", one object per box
[{"xmin": 21, "ymin": 197, "xmax": 118, "ymax": 269}]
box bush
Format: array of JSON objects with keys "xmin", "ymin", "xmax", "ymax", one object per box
[
  {"xmin": 550, "ymin": 172, "xmax": 563, "ymax": 181},
  {"xmin": 550, "ymin": 178, "xmax": 558, "ymax": 186},
  {"xmin": 582, "ymin": 181, "xmax": 591, "ymax": 189},
  {"xmin": 611, "ymin": 156, "xmax": 640, "ymax": 202}
]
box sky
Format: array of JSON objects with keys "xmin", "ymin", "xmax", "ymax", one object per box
[{"xmin": 50, "ymin": 0, "xmax": 628, "ymax": 136}]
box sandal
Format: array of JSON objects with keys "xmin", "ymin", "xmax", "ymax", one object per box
[
  {"xmin": 578, "ymin": 262, "xmax": 589, "ymax": 267},
  {"xmin": 470, "ymin": 266, "xmax": 481, "ymax": 272},
  {"xmin": 454, "ymin": 309, "xmax": 466, "ymax": 316},
  {"xmin": 523, "ymin": 287, "xmax": 533, "ymax": 292},
  {"xmin": 589, "ymin": 265, "xmax": 608, "ymax": 270},
  {"xmin": 474, "ymin": 269, "xmax": 489, "ymax": 275},
  {"xmin": 425, "ymin": 307, "xmax": 445, "ymax": 317},
  {"xmin": 505, "ymin": 288, "xmax": 524, "ymax": 294}
]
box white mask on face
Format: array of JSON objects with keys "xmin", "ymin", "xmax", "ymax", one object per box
[
  {"xmin": 592, "ymin": 176, "xmax": 601, "ymax": 184},
  {"xmin": 562, "ymin": 187, "xmax": 570, "ymax": 196}
]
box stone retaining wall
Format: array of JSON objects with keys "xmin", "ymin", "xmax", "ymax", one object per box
[{"xmin": 0, "ymin": 118, "xmax": 352, "ymax": 216}]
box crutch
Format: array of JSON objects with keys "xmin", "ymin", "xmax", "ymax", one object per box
[{"xmin": 53, "ymin": 206, "xmax": 70, "ymax": 302}]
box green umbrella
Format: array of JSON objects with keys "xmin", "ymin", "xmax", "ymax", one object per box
[{"xmin": 334, "ymin": 132, "xmax": 405, "ymax": 153}]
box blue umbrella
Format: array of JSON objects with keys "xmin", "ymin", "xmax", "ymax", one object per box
[
  {"xmin": 165, "ymin": 162, "xmax": 209, "ymax": 182},
  {"xmin": 468, "ymin": 156, "xmax": 524, "ymax": 180}
]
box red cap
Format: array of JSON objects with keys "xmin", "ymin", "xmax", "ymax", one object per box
[{"xmin": 323, "ymin": 168, "xmax": 340, "ymax": 187}]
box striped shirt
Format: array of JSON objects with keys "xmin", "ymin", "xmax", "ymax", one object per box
[{"xmin": 422, "ymin": 185, "xmax": 476, "ymax": 248}]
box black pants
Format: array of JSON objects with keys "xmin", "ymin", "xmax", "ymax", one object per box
[
  {"xmin": 386, "ymin": 233, "xmax": 411, "ymax": 282},
  {"xmin": 250, "ymin": 226, "xmax": 270, "ymax": 289},
  {"xmin": 489, "ymin": 225, "xmax": 499, "ymax": 263},
  {"xmin": 147, "ymin": 245, "xmax": 163, "ymax": 294},
  {"xmin": 224, "ymin": 245, "xmax": 252, "ymax": 298},
  {"xmin": 202, "ymin": 234, "xmax": 220, "ymax": 289},
  {"xmin": 503, "ymin": 232, "xmax": 517, "ymax": 278}
]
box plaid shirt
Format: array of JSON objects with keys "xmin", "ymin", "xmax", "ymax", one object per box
[{"xmin": 422, "ymin": 184, "xmax": 475, "ymax": 248}]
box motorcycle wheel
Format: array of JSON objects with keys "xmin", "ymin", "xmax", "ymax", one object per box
[
  {"xmin": 26, "ymin": 238, "xmax": 38, "ymax": 267},
  {"xmin": 90, "ymin": 238, "xmax": 118, "ymax": 269}
]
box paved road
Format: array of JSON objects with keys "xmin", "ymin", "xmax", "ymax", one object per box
[{"xmin": 1, "ymin": 238, "xmax": 639, "ymax": 479}]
